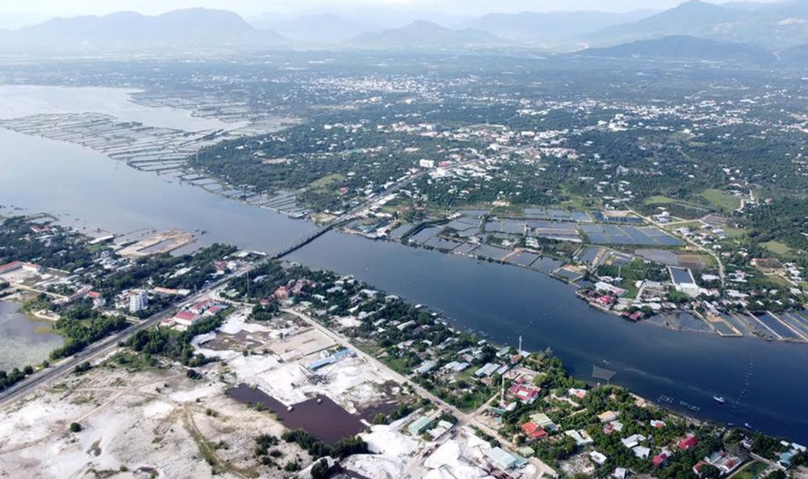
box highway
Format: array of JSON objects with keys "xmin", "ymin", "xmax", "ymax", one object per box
[
  {"xmin": 0, "ymin": 269, "xmax": 239, "ymax": 408},
  {"xmin": 0, "ymin": 165, "xmax": 431, "ymax": 408}
]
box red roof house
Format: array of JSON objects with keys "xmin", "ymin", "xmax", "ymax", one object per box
[
  {"xmin": 678, "ymin": 435, "xmax": 699, "ymax": 450},
  {"xmin": 520, "ymin": 421, "xmax": 548, "ymax": 440},
  {"xmin": 653, "ymin": 452, "xmax": 670, "ymax": 467},
  {"xmin": 174, "ymin": 310, "xmax": 200, "ymax": 326},
  {"xmin": 508, "ymin": 379, "xmax": 541, "ymax": 404},
  {"xmin": 274, "ymin": 286, "xmax": 290, "ymax": 300}
]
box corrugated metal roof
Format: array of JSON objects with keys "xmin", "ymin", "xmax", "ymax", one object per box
[
  {"xmin": 408, "ymin": 416, "xmax": 433, "ymax": 435},
  {"xmin": 308, "ymin": 356, "xmax": 336, "ymax": 370},
  {"xmin": 332, "ymin": 348, "xmax": 355, "ymax": 360},
  {"xmin": 487, "ymin": 447, "xmax": 518, "ymax": 469}
]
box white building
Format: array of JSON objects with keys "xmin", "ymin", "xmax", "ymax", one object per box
[{"xmin": 129, "ymin": 291, "xmax": 149, "ymax": 313}]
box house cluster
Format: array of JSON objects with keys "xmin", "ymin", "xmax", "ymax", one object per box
[
  {"xmin": 164, "ymin": 298, "xmax": 230, "ymax": 328},
  {"xmin": 272, "ymin": 278, "xmax": 313, "ymax": 302}
]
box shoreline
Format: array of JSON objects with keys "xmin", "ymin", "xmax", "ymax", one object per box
[{"xmin": 3, "ymin": 127, "xmax": 804, "ymax": 350}]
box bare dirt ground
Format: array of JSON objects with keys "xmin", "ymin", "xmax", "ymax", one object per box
[{"xmin": 0, "ymin": 361, "xmax": 309, "ymax": 479}]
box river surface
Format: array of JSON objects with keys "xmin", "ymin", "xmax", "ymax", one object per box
[
  {"xmin": 0, "ymin": 301, "xmax": 63, "ymax": 371},
  {"xmin": 2, "ymin": 128, "xmax": 808, "ymax": 442}
]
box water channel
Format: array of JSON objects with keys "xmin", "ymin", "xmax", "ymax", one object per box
[{"xmin": 2, "ymin": 125, "xmax": 807, "ymax": 442}]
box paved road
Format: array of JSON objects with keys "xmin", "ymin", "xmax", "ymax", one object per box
[
  {"xmin": 283, "ymin": 307, "xmax": 558, "ymax": 478},
  {"xmin": 0, "ymin": 166, "xmax": 430, "ymax": 409},
  {"xmin": 0, "ymin": 270, "xmax": 243, "ymax": 408}
]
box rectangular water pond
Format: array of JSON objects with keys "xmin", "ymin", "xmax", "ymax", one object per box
[
  {"xmin": 530, "ymin": 256, "xmax": 564, "ymax": 273},
  {"xmin": 779, "ymin": 312, "xmax": 808, "ymax": 338},
  {"xmin": 473, "ymin": 245, "xmax": 509, "ymax": 261},
  {"xmin": 669, "ymin": 267, "xmax": 694, "ymax": 285},
  {"xmin": 579, "ymin": 247, "xmax": 600, "ymax": 265},
  {"xmin": 425, "ymin": 236, "xmax": 464, "ymax": 251},
  {"xmin": 754, "ymin": 313, "xmax": 800, "ymax": 340},
  {"xmin": 505, "ymin": 251, "xmax": 539, "ymax": 267},
  {"xmin": 226, "ymin": 384, "xmax": 365, "ymax": 444}
]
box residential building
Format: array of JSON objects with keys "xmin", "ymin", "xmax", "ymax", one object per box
[
  {"xmin": 520, "ymin": 421, "xmax": 547, "ymax": 441},
  {"xmin": 622, "ymin": 434, "xmax": 646, "ymax": 449},
  {"xmin": 530, "ymin": 413, "xmax": 556, "ymax": 431},
  {"xmin": 174, "ymin": 310, "xmax": 200, "ymax": 326},
  {"xmin": 704, "ymin": 451, "xmax": 742, "ymax": 475},
  {"xmin": 129, "ymin": 291, "xmax": 148, "ymax": 313},
  {"xmin": 678, "ymin": 435, "xmax": 699, "ymax": 450}
]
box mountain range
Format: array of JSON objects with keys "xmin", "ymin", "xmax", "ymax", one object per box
[
  {"xmin": 252, "ymin": 13, "xmax": 364, "ymax": 43},
  {"xmin": 460, "ymin": 10, "xmax": 658, "ymax": 44},
  {"xmin": 347, "ymin": 21, "xmax": 504, "ymax": 49},
  {"xmin": 580, "ymin": 0, "xmax": 808, "ymax": 49},
  {"xmin": 0, "ymin": 8, "xmax": 286, "ymax": 52},
  {"xmin": 579, "ymin": 35, "xmax": 778, "ymax": 64},
  {"xmin": 8, "ymin": 1, "xmax": 808, "ymax": 59}
]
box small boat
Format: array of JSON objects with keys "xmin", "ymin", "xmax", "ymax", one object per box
[
  {"xmin": 713, "ymin": 396, "xmax": 726, "ymax": 404},
  {"xmin": 744, "ymin": 422, "xmax": 753, "ymax": 429}
]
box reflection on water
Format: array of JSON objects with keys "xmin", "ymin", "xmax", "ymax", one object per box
[
  {"xmin": 226, "ymin": 384, "xmax": 365, "ymax": 444},
  {"xmin": 2, "ymin": 126, "xmax": 808, "ymax": 442}
]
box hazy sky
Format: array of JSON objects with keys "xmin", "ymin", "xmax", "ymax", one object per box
[{"xmin": 0, "ymin": 0, "xmax": 778, "ymax": 18}]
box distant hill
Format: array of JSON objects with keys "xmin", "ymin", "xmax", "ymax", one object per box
[
  {"xmin": 582, "ymin": 0, "xmax": 808, "ymax": 48},
  {"xmin": 347, "ymin": 20, "xmax": 503, "ymax": 49},
  {"xmin": 463, "ymin": 10, "xmax": 658, "ymax": 44},
  {"xmin": 777, "ymin": 42, "xmax": 808, "ymax": 64},
  {"xmin": 0, "ymin": 8, "xmax": 287, "ymax": 52},
  {"xmin": 720, "ymin": 1, "xmax": 772, "ymax": 12},
  {"xmin": 253, "ymin": 13, "xmax": 363, "ymax": 43},
  {"xmin": 579, "ymin": 35, "xmax": 777, "ymax": 64},
  {"xmin": 585, "ymin": 1, "xmax": 743, "ymax": 46}
]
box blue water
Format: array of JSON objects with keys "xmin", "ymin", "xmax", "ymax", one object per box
[{"xmin": 2, "ymin": 128, "xmax": 808, "ymax": 442}]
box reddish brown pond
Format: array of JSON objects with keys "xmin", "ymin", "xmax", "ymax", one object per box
[{"xmin": 226, "ymin": 383, "xmax": 366, "ymax": 444}]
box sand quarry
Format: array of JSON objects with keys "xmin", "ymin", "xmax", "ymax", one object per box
[
  {"xmin": 0, "ymin": 309, "xmax": 406, "ymax": 478},
  {"xmin": 0, "ymin": 363, "xmax": 313, "ymax": 479},
  {"xmin": 0, "ymin": 308, "xmax": 543, "ymax": 479}
]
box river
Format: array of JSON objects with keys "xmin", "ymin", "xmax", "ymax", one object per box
[{"xmin": 1, "ymin": 127, "xmax": 807, "ymax": 442}]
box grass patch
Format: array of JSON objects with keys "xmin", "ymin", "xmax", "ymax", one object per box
[
  {"xmin": 663, "ymin": 220, "xmax": 704, "ymax": 231},
  {"xmin": 88, "ymin": 243, "xmax": 109, "ymax": 254},
  {"xmin": 309, "ymin": 174, "xmax": 345, "ymax": 190},
  {"xmin": 700, "ymin": 189, "xmax": 741, "ymax": 211},
  {"xmin": 722, "ymin": 227, "xmax": 747, "ymax": 239},
  {"xmin": 619, "ymin": 279, "xmax": 639, "ymax": 300},
  {"xmin": 763, "ymin": 274, "xmax": 791, "ymax": 288},
  {"xmin": 732, "ymin": 461, "xmax": 768, "ymax": 479},
  {"xmin": 558, "ymin": 193, "xmax": 599, "ymax": 210},
  {"xmin": 644, "ymin": 195, "xmax": 677, "ymax": 205},
  {"xmin": 761, "ymin": 240, "xmax": 792, "ymax": 256},
  {"xmin": 354, "ymin": 340, "xmax": 383, "ymax": 358}
]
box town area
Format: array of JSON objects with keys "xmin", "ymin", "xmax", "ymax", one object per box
[{"xmin": 0, "ymin": 212, "xmax": 806, "ymax": 479}]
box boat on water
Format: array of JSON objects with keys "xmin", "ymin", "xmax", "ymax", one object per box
[{"xmin": 713, "ymin": 395, "xmax": 726, "ymax": 404}]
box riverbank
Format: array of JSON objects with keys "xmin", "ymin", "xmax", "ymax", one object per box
[{"xmin": 3, "ymin": 127, "xmax": 808, "ymax": 443}]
